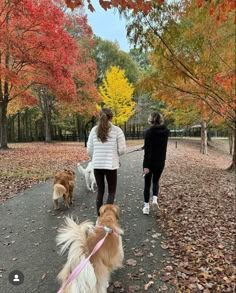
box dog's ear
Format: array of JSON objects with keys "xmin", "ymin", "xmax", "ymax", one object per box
[
  {"xmin": 111, "ymin": 205, "xmax": 120, "ymax": 219},
  {"xmin": 99, "ymin": 205, "xmax": 106, "ymax": 216}
]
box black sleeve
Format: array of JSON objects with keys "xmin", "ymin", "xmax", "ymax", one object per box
[{"xmin": 143, "ymin": 130, "xmax": 152, "ymax": 168}]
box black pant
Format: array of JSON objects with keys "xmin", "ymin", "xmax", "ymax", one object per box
[
  {"xmin": 94, "ymin": 169, "xmax": 117, "ymax": 215},
  {"xmin": 144, "ymin": 162, "xmax": 165, "ymax": 203}
]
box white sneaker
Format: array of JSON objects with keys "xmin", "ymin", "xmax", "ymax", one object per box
[
  {"xmin": 142, "ymin": 207, "xmax": 150, "ymax": 215},
  {"xmin": 152, "ymin": 196, "xmax": 158, "ymax": 205}
]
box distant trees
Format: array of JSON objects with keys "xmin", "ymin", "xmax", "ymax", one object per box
[{"xmin": 92, "ymin": 37, "xmax": 140, "ymax": 85}]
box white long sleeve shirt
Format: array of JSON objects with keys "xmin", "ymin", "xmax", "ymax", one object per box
[{"xmin": 87, "ymin": 123, "xmax": 126, "ymax": 170}]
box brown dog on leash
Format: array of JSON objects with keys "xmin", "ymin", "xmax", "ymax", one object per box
[
  {"xmin": 53, "ymin": 169, "xmax": 75, "ymax": 209},
  {"xmin": 56, "ymin": 204, "xmax": 124, "ymax": 292}
]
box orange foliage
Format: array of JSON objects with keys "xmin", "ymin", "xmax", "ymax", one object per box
[
  {"xmin": 198, "ymin": 0, "xmax": 236, "ymax": 23},
  {"xmin": 65, "ymin": 0, "xmax": 162, "ymax": 14}
]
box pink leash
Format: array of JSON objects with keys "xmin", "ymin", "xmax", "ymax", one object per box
[
  {"xmin": 57, "ymin": 232, "xmax": 108, "ymax": 293},
  {"xmin": 57, "ymin": 225, "xmax": 117, "ymax": 293}
]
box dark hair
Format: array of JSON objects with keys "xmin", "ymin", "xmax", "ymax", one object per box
[
  {"xmin": 96, "ymin": 108, "xmax": 113, "ymax": 143},
  {"xmin": 148, "ymin": 112, "xmax": 163, "ymax": 125}
]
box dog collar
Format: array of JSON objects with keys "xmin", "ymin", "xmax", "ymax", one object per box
[{"xmin": 96, "ymin": 225, "xmax": 119, "ymax": 237}]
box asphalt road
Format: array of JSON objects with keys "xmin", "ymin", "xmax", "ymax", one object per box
[{"xmin": 0, "ymin": 145, "xmax": 174, "ymax": 293}]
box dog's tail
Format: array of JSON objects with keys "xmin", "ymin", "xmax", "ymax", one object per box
[
  {"xmin": 77, "ymin": 163, "xmax": 86, "ymax": 176},
  {"xmin": 56, "ymin": 218, "xmax": 97, "ymax": 290},
  {"xmin": 53, "ymin": 184, "xmax": 66, "ymax": 200},
  {"xmin": 56, "ymin": 217, "xmax": 95, "ymax": 254}
]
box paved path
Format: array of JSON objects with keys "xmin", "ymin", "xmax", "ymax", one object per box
[{"xmin": 0, "ymin": 146, "xmax": 174, "ymax": 293}]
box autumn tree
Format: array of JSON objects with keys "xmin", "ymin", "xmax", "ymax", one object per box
[
  {"xmin": 91, "ymin": 37, "xmax": 140, "ymax": 86},
  {"xmin": 0, "ymin": 0, "xmax": 75, "ymax": 147},
  {"xmin": 129, "ymin": 48, "xmax": 150, "ymax": 71},
  {"xmin": 34, "ymin": 9, "xmax": 99, "ymax": 142},
  {"xmin": 55, "ymin": 10, "xmax": 100, "ymax": 138},
  {"xmin": 126, "ymin": 0, "xmax": 236, "ymax": 168},
  {"xmin": 0, "ymin": 0, "xmax": 99, "ymax": 147},
  {"xmin": 99, "ymin": 66, "xmax": 135, "ymax": 125}
]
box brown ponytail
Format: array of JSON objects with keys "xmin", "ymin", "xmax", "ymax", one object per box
[{"xmin": 96, "ymin": 108, "xmax": 113, "ymax": 143}]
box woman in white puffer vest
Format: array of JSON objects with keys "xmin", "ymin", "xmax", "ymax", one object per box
[{"xmin": 87, "ymin": 108, "xmax": 126, "ymax": 216}]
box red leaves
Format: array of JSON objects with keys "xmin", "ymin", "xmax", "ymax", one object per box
[
  {"xmin": 197, "ymin": 0, "xmax": 203, "ymax": 8},
  {"xmin": 65, "ymin": 0, "xmax": 83, "ymax": 10},
  {"xmin": 65, "ymin": 0, "xmax": 157, "ymax": 14},
  {"xmin": 0, "ymin": 0, "xmax": 98, "ymax": 113},
  {"xmin": 99, "ymin": 0, "xmax": 112, "ymax": 11},
  {"xmin": 207, "ymin": 0, "xmax": 235, "ymax": 23}
]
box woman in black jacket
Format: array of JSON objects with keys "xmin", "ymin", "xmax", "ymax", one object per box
[{"xmin": 142, "ymin": 112, "xmax": 169, "ymax": 215}]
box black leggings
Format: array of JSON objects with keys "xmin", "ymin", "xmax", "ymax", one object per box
[
  {"xmin": 144, "ymin": 162, "xmax": 165, "ymax": 203},
  {"xmin": 94, "ymin": 169, "xmax": 117, "ymax": 215}
]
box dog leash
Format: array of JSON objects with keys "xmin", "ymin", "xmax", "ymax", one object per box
[
  {"xmin": 57, "ymin": 226, "xmax": 113, "ymax": 293},
  {"xmin": 126, "ymin": 147, "xmax": 143, "ymax": 154}
]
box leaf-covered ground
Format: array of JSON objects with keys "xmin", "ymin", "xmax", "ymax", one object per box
[
  {"xmin": 157, "ymin": 139, "xmax": 235, "ymax": 292},
  {"xmin": 0, "ymin": 139, "xmax": 235, "ymax": 292},
  {"xmin": 0, "ymin": 142, "xmax": 89, "ymax": 202},
  {"xmin": 0, "ymin": 140, "xmax": 141, "ymax": 202}
]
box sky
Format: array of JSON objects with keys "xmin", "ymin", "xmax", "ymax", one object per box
[{"xmin": 85, "ymin": 2, "xmax": 130, "ymax": 52}]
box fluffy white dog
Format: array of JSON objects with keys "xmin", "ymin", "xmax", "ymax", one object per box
[{"xmin": 77, "ymin": 162, "xmax": 96, "ymax": 192}]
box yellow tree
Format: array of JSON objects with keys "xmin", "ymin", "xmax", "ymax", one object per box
[{"xmin": 99, "ymin": 66, "xmax": 135, "ymax": 125}]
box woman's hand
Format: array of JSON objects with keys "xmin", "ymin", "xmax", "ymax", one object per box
[{"xmin": 143, "ymin": 168, "xmax": 150, "ymax": 175}]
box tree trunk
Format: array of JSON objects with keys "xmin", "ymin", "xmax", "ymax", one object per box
[
  {"xmin": 200, "ymin": 120, "xmax": 208, "ymax": 155},
  {"xmin": 29, "ymin": 110, "xmax": 33, "ymax": 141},
  {"xmin": 25, "ymin": 108, "xmax": 29, "ymax": 141},
  {"xmin": 7, "ymin": 114, "xmax": 16, "ymax": 142},
  {"xmin": 44, "ymin": 110, "xmax": 51, "ymax": 142},
  {"xmin": 75, "ymin": 115, "xmax": 79, "ymax": 141},
  {"xmin": 0, "ymin": 16, "xmax": 10, "ymax": 149},
  {"xmin": 0, "ymin": 100, "xmax": 8, "ymax": 149},
  {"xmin": 58, "ymin": 127, "xmax": 63, "ymax": 140},
  {"xmin": 227, "ymin": 126, "xmax": 236, "ymax": 171},
  {"xmin": 0, "ymin": 52, "xmax": 10, "ymax": 149},
  {"xmin": 35, "ymin": 120, "xmax": 38, "ymax": 141},
  {"xmin": 38, "ymin": 89, "xmax": 52, "ymax": 143},
  {"xmin": 228, "ymin": 129, "xmax": 234, "ymax": 155},
  {"xmin": 17, "ymin": 111, "xmax": 21, "ymax": 141}
]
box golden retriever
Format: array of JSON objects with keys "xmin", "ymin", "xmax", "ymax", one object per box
[
  {"xmin": 56, "ymin": 204, "xmax": 124, "ymax": 292},
  {"xmin": 53, "ymin": 169, "xmax": 75, "ymax": 209}
]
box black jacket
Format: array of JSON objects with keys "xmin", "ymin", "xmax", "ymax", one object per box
[{"xmin": 143, "ymin": 125, "xmax": 169, "ymax": 169}]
